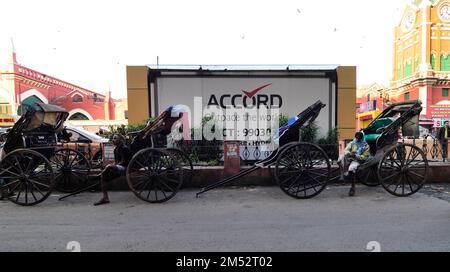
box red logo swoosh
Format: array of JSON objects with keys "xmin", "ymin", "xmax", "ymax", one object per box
[{"xmin": 242, "ymin": 83, "xmax": 272, "ymax": 98}]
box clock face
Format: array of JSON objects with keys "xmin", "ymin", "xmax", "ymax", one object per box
[
  {"xmin": 439, "ymin": 3, "xmax": 450, "ymax": 21},
  {"xmin": 402, "ymin": 12, "xmax": 415, "ymax": 32}
]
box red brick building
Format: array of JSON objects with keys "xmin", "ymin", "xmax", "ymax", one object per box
[{"xmin": 0, "ymin": 50, "xmax": 115, "ymax": 123}]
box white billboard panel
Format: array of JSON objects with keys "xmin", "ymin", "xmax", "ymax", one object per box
[{"xmin": 156, "ymin": 76, "xmax": 334, "ymax": 139}]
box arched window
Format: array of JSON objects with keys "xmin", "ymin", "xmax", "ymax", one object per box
[
  {"xmin": 404, "ymin": 60, "xmax": 412, "ymax": 77},
  {"xmin": 431, "ymin": 54, "xmax": 436, "ymax": 70},
  {"xmin": 72, "ymin": 94, "xmax": 83, "ymax": 103},
  {"xmin": 69, "ymin": 112, "xmax": 89, "ymax": 120},
  {"xmin": 441, "ymin": 54, "xmax": 450, "ymax": 71}
]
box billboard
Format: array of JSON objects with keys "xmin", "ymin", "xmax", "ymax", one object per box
[
  {"xmin": 155, "ymin": 76, "xmax": 335, "ymax": 139},
  {"xmin": 430, "ymin": 104, "xmax": 450, "ymax": 118},
  {"xmin": 360, "ymin": 100, "xmax": 377, "ymax": 112}
]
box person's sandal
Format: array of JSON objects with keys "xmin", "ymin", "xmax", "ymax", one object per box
[
  {"xmin": 348, "ymin": 187, "xmax": 355, "ymax": 197},
  {"xmin": 94, "ymin": 199, "xmax": 110, "ymax": 206}
]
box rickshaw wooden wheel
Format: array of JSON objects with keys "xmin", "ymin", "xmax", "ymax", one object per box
[
  {"xmin": 51, "ymin": 148, "xmax": 91, "ymax": 193},
  {"xmin": 126, "ymin": 148, "xmax": 183, "ymax": 203},
  {"xmin": 0, "ymin": 149, "xmax": 55, "ymax": 206},
  {"xmin": 166, "ymin": 148, "xmax": 193, "ymax": 187},
  {"xmin": 269, "ymin": 142, "xmax": 300, "ymax": 180},
  {"xmin": 356, "ymin": 164, "xmax": 380, "ymax": 187},
  {"xmin": 274, "ymin": 142, "xmax": 331, "ymax": 199},
  {"xmin": 377, "ymin": 143, "xmax": 428, "ymax": 197}
]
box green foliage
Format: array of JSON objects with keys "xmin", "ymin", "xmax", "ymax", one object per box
[
  {"xmin": 318, "ymin": 126, "xmax": 340, "ymax": 145},
  {"xmin": 191, "ymin": 158, "xmax": 220, "ymax": 166},
  {"xmin": 201, "ymin": 115, "xmax": 215, "ymax": 126},
  {"xmin": 191, "ymin": 115, "xmax": 222, "ymax": 140},
  {"xmin": 184, "ymin": 115, "xmax": 223, "ymax": 166},
  {"xmin": 278, "ymin": 114, "xmax": 288, "ymax": 127},
  {"xmin": 300, "ymin": 120, "xmax": 319, "ymax": 143},
  {"xmin": 275, "ymin": 115, "xmax": 339, "ymax": 144},
  {"xmin": 104, "ymin": 117, "xmax": 156, "ymax": 138}
]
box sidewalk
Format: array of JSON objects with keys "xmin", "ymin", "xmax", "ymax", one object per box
[{"xmin": 95, "ymin": 162, "xmax": 450, "ymax": 191}]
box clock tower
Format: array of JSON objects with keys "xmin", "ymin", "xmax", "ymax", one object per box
[
  {"xmin": 388, "ymin": 0, "xmax": 450, "ymax": 130},
  {"xmin": 437, "ymin": 1, "xmax": 450, "ymax": 21}
]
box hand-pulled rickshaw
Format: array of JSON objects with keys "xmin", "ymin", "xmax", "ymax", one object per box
[
  {"xmin": 197, "ymin": 100, "xmax": 332, "ymax": 199},
  {"xmin": 60, "ymin": 105, "xmax": 193, "ymax": 203},
  {"xmin": 0, "ymin": 103, "xmax": 91, "ymax": 206},
  {"xmin": 125, "ymin": 105, "xmax": 193, "ymax": 203},
  {"xmin": 355, "ymin": 100, "xmax": 429, "ymax": 196}
]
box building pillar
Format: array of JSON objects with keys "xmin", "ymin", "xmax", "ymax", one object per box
[
  {"xmin": 104, "ymin": 90, "xmax": 111, "ymax": 120},
  {"xmin": 337, "ymin": 66, "xmax": 357, "ymax": 141},
  {"xmin": 127, "ymin": 66, "xmax": 150, "ymax": 125}
]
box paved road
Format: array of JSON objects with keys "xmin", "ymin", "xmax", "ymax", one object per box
[{"xmin": 1, "ymin": 184, "xmax": 450, "ymax": 252}]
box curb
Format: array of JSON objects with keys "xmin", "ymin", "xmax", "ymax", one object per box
[{"xmin": 94, "ymin": 163, "xmax": 450, "ymax": 191}]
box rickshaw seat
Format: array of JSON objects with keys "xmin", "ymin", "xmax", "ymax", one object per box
[
  {"xmin": 364, "ymin": 117, "xmax": 396, "ymax": 155},
  {"xmin": 364, "ymin": 117, "xmax": 396, "ymax": 140},
  {"xmin": 365, "ymin": 133, "xmax": 381, "ymax": 142}
]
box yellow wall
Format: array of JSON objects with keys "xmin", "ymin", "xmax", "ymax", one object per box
[
  {"xmin": 357, "ymin": 110, "xmax": 382, "ymax": 129},
  {"xmin": 392, "ymin": 6, "xmax": 424, "ymax": 83},
  {"xmin": 114, "ymin": 98, "xmax": 128, "ymax": 121},
  {"xmin": 337, "ymin": 66, "xmax": 357, "ymax": 141},
  {"xmin": 0, "ymin": 72, "xmax": 17, "ymax": 116},
  {"xmin": 126, "ymin": 66, "xmax": 149, "ymax": 125},
  {"xmin": 0, "ymin": 104, "xmax": 14, "ymax": 127},
  {"xmin": 430, "ymin": 2, "xmax": 450, "ymax": 71}
]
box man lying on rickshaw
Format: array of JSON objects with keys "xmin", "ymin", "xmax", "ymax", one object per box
[{"xmin": 337, "ymin": 131, "xmax": 370, "ymax": 197}]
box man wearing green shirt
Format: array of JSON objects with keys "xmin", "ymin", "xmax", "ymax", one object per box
[{"xmin": 338, "ymin": 131, "xmax": 370, "ymax": 196}]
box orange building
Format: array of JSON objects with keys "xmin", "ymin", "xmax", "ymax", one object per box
[
  {"xmin": 387, "ymin": 0, "xmax": 450, "ymax": 130},
  {"xmin": 357, "ymin": 0, "xmax": 450, "ymax": 131}
]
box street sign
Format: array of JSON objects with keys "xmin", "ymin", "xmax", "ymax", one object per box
[{"xmin": 433, "ymin": 118, "xmax": 449, "ymax": 128}]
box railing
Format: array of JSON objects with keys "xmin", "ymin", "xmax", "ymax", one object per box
[
  {"xmin": 171, "ymin": 139, "xmax": 224, "ymax": 166},
  {"xmin": 400, "ymin": 137, "xmax": 446, "ymax": 162},
  {"xmin": 172, "ymin": 139, "xmax": 340, "ymax": 166}
]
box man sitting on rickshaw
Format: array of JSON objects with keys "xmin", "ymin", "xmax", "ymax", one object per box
[
  {"xmin": 94, "ymin": 133, "xmax": 132, "ymax": 206},
  {"xmin": 338, "ymin": 131, "xmax": 370, "ymax": 196},
  {"xmin": 94, "ymin": 105, "xmax": 187, "ymax": 205}
]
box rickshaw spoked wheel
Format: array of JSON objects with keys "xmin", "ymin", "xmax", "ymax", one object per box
[
  {"xmin": 0, "ymin": 149, "xmax": 55, "ymax": 206},
  {"xmin": 166, "ymin": 148, "xmax": 193, "ymax": 187},
  {"xmin": 377, "ymin": 143, "xmax": 428, "ymax": 197},
  {"xmin": 274, "ymin": 142, "xmax": 331, "ymax": 199},
  {"xmin": 126, "ymin": 148, "xmax": 183, "ymax": 203},
  {"xmin": 51, "ymin": 148, "xmax": 91, "ymax": 193}
]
